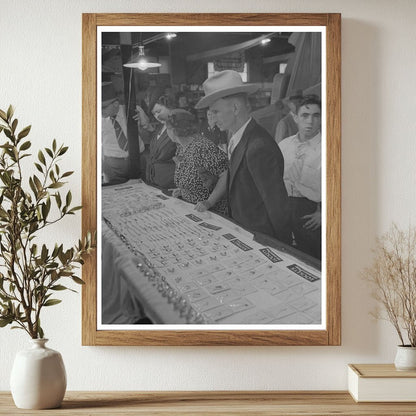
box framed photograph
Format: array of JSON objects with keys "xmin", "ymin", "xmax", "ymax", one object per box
[{"xmin": 82, "ymin": 13, "xmax": 341, "ymax": 346}]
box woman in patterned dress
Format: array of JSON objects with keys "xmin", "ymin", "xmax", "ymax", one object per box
[{"xmin": 165, "ymin": 109, "xmax": 228, "ymax": 214}]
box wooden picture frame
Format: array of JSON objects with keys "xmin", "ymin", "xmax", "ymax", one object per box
[{"xmin": 82, "ymin": 13, "xmax": 341, "ymax": 346}]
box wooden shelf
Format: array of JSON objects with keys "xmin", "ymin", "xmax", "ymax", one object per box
[{"xmin": 1, "ymin": 391, "xmax": 416, "ymax": 415}]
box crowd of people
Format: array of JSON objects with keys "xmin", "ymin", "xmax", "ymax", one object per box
[{"xmin": 101, "ymin": 70, "xmax": 322, "ymax": 260}]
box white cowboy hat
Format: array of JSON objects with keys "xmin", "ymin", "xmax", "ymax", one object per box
[{"xmin": 195, "ymin": 70, "xmax": 259, "ymax": 109}]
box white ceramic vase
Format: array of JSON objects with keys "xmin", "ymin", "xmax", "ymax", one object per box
[
  {"xmin": 10, "ymin": 339, "xmax": 67, "ymax": 409},
  {"xmin": 394, "ymin": 345, "xmax": 416, "ymax": 371}
]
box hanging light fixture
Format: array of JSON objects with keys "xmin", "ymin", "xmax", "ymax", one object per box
[{"xmin": 123, "ymin": 44, "xmax": 161, "ymax": 71}]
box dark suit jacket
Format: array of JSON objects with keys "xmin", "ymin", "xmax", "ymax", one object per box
[
  {"xmin": 146, "ymin": 126, "xmax": 177, "ymax": 189},
  {"xmin": 228, "ymin": 118, "xmax": 290, "ymax": 243}
]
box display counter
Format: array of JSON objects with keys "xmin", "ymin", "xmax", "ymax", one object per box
[{"xmin": 101, "ymin": 180, "xmax": 321, "ymax": 326}]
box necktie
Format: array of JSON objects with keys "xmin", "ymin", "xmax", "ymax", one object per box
[
  {"xmin": 111, "ymin": 117, "xmax": 128, "ymax": 151},
  {"xmin": 228, "ymin": 134, "xmax": 238, "ymax": 160}
]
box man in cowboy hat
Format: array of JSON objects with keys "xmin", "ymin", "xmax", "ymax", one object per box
[{"xmin": 195, "ymin": 70, "xmax": 290, "ymax": 243}]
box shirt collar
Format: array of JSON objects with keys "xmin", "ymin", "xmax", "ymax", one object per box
[
  {"xmin": 228, "ymin": 117, "xmax": 252, "ymax": 159},
  {"xmin": 295, "ymin": 131, "xmax": 321, "ymax": 146}
]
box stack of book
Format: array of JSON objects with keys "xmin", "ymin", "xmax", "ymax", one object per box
[{"xmin": 348, "ymin": 364, "xmax": 416, "ymax": 402}]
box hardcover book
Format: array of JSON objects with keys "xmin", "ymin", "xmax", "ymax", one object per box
[{"xmin": 348, "ymin": 364, "xmax": 416, "ymax": 402}]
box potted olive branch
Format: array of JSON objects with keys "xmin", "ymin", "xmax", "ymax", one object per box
[
  {"xmin": 362, "ymin": 223, "xmax": 416, "ymax": 370},
  {"xmin": 0, "ymin": 105, "xmax": 95, "ymax": 409}
]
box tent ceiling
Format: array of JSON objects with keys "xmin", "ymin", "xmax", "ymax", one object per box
[{"xmin": 102, "ymin": 32, "xmax": 294, "ymax": 60}]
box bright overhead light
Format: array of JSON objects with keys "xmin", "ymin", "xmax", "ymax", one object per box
[
  {"xmin": 123, "ymin": 45, "xmax": 161, "ymax": 71},
  {"xmin": 124, "ymin": 60, "xmax": 161, "ymax": 71},
  {"xmin": 261, "ymin": 38, "xmax": 271, "ymax": 45},
  {"xmin": 166, "ymin": 33, "xmax": 177, "ymax": 40}
]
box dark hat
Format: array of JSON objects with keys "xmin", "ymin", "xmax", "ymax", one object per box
[{"xmin": 102, "ymin": 82, "xmax": 117, "ymax": 104}]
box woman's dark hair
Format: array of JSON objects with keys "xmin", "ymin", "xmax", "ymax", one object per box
[
  {"xmin": 165, "ymin": 109, "xmax": 199, "ymax": 138},
  {"xmin": 153, "ymin": 94, "xmax": 175, "ymax": 109}
]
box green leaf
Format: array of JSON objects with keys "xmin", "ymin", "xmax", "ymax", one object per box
[
  {"xmin": 41, "ymin": 244, "xmax": 48, "ymax": 262},
  {"xmin": 48, "ymin": 182, "xmax": 64, "ymax": 189},
  {"xmin": 11, "ymin": 119, "xmax": 18, "ymax": 133},
  {"xmin": 45, "ymin": 147, "xmax": 53, "ymax": 158},
  {"xmin": 34, "ymin": 163, "xmax": 43, "ymax": 173},
  {"xmin": 18, "ymin": 125, "xmax": 31, "ymax": 140},
  {"xmin": 0, "ymin": 293, "xmax": 11, "ymax": 302},
  {"xmin": 38, "ymin": 325, "xmax": 44, "ymax": 339},
  {"xmin": 65, "ymin": 191, "xmax": 72, "ymax": 207},
  {"xmin": 50, "ymin": 285, "xmax": 68, "ymax": 291},
  {"xmin": 72, "ymin": 276, "xmax": 85, "ymax": 285},
  {"xmin": 6, "ymin": 105, "xmax": 14, "ymax": 122},
  {"xmin": 33, "ymin": 175, "xmax": 42, "ymax": 192},
  {"xmin": 41, "ymin": 202, "xmax": 50, "ymax": 220},
  {"xmin": 3, "ymin": 129, "xmax": 12, "ymax": 140},
  {"xmin": 51, "ymin": 244, "xmax": 59, "ymax": 258},
  {"xmin": 52, "ymin": 139, "xmax": 57, "ymax": 152},
  {"xmin": 0, "ymin": 317, "xmax": 13, "ymax": 327},
  {"xmin": 38, "ymin": 150, "xmax": 46, "ymax": 165},
  {"xmin": 69, "ymin": 206, "xmax": 82, "ymax": 212},
  {"xmin": 0, "ymin": 109, "xmax": 7, "ymax": 121},
  {"xmin": 29, "ymin": 177, "xmax": 38, "ymax": 198},
  {"xmin": 61, "ymin": 171, "xmax": 74, "ymax": 178},
  {"xmin": 58, "ymin": 146, "xmax": 68, "ymax": 156},
  {"xmin": 43, "ymin": 299, "xmax": 62, "ymax": 307},
  {"xmin": 58, "ymin": 250, "xmax": 67, "ymax": 264},
  {"xmin": 19, "ymin": 153, "xmax": 30, "ymax": 160},
  {"xmin": 19, "ymin": 140, "xmax": 31, "ymax": 151},
  {"xmin": 55, "ymin": 192, "xmax": 62, "ymax": 208}
]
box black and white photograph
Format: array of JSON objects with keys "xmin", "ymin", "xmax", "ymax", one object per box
[{"xmin": 98, "ymin": 27, "xmax": 325, "ymax": 329}]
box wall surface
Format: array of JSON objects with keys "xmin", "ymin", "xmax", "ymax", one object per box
[{"xmin": 1, "ymin": 0, "xmax": 415, "ymax": 391}]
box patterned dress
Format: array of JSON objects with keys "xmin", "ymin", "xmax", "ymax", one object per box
[{"xmin": 174, "ymin": 135, "xmax": 228, "ymax": 214}]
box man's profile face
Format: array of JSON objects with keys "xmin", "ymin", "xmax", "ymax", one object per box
[
  {"xmin": 295, "ymin": 103, "xmax": 321, "ymax": 140},
  {"xmin": 209, "ymin": 98, "xmax": 235, "ymax": 132},
  {"xmin": 102, "ymin": 99, "xmax": 119, "ymax": 118}
]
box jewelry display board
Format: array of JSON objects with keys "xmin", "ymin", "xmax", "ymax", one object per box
[{"xmin": 102, "ymin": 181, "xmax": 321, "ymax": 326}]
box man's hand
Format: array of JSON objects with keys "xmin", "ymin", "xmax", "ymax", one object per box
[
  {"xmin": 301, "ymin": 210, "xmax": 321, "ymax": 230},
  {"xmin": 133, "ymin": 105, "xmax": 153, "ymax": 131},
  {"xmin": 194, "ymin": 200, "xmax": 212, "ymax": 212}
]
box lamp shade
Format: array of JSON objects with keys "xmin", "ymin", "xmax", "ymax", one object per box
[{"xmin": 123, "ymin": 45, "xmax": 161, "ymax": 71}]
